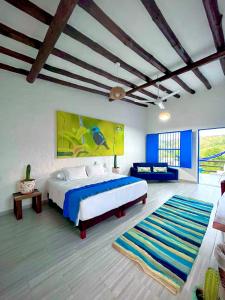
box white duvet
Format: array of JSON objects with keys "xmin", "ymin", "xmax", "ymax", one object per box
[
  {"xmin": 214, "ymin": 192, "xmax": 225, "ymax": 225},
  {"xmin": 47, "ymin": 174, "xmax": 148, "ymax": 223}
]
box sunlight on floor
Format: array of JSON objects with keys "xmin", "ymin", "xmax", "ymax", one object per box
[{"xmin": 199, "ymin": 173, "xmax": 224, "ymax": 187}]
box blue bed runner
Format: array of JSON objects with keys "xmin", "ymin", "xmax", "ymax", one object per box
[{"xmin": 63, "ymin": 176, "xmax": 144, "ymax": 225}]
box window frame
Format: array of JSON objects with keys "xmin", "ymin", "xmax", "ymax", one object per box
[{"xmin": 158, "ymin": 131, "xmax": 181, "ymax": 167}]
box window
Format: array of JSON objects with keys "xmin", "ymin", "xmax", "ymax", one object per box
[
  {"xmin": 146, "ymin": 130, "xmax": 192, "ymax": 168},
  {"xmin": 158, "ymin": 132, "xmax": 180, "ymax": 166}
]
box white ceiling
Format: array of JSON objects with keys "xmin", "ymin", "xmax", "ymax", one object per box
[{"xmin": 0, "ymin": 0, "xmax": 225, "ymax": 104}]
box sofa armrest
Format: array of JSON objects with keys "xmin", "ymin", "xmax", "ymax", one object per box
[
  {"xmin": 168, "ymin": 167, "xmax": 178, "ymax": 178},
  {"xmin": 130, "ymin": 167, "xmax": 137, "ymax": 176}
]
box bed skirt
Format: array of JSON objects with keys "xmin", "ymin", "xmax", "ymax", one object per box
[{"xmin": 48, "ymin": 193, "xmax": 147, "ymax": 239}]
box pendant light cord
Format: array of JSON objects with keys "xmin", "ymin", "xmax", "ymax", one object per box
[
  {"xmin": 157, "ymin": 74, "xmax": 160, "ymax": 100},
  {"xmin": 116, "ymin": 62, "xmax": 120, "ymax": 85}
]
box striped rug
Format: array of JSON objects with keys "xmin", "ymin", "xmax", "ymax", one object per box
[{"xmin": 112, "ymin": 195, "xmax": 213, "ymax": 294}]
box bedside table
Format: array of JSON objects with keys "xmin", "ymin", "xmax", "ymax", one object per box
[{"xmin": 13, "ymin": 189, "xmax": 42, "ymax": 220}]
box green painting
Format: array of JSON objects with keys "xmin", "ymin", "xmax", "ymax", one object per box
[{"xmin": 56, "ymin": 111, "xmax": 124, "ymax": 158}]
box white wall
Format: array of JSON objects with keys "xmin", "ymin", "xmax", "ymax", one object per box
[
  {"xmin": 147, "ymin": 83, "xmax": 225, "ymax": 182},
  {"xmin": 0, "ymin": 72, "xmax": 147, "ymax": 213}
]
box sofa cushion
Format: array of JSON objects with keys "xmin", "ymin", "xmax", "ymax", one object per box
[
  {"xmin": 133, "ymin": 163, "xmax": 153, "ymax": 169},
  {"xmin": 133, "ymin": 162, "xmax": 168, "ymax": 169},
  {"xmin": 130, "ymin": 163, "xmax": 178, "ymax": 181},
  {"xmin": 153, "ymin": 166, "xmax": 167, "ymax": 173},
  {"xmin": 137, "ymin": 166, "xmax": 151, "ymax": 173}
]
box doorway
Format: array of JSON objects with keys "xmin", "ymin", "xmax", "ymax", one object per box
[{"xmin": 198, "ymin": 127, "xmax": 225, "ymax": 186}]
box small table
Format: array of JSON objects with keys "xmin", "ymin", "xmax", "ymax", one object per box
[{"xmin": 13, "ymin": 189, "xmax": 42, "ymax": 220}]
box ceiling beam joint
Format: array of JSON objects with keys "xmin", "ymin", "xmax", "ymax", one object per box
[
  {"xmin": 140, "ymin": 0, "xmax": 211, "ymax": 89},
  {"xmin": 203, "ymin": 0, "xmax": 225, "ymax": 75},
  {"xmin": 126, "ymin": 49, "xmax": 225, "ymax": 95},
  {"xmin": 27, "ymin": 0, "xmax": 78, "ymax": 83},
  {"xmin": 0, "ymin": 62, "xmax": 148, "ymax": 107},
  {"xmin": 4, "ymin": 0, "xmax": 180, "ymax": 98},
  {"xmin": 78, "ymin": 0, "xmax": 195, "ymax": 94}
]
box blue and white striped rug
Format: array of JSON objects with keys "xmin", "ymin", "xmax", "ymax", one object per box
[{"xmin": 112, "ymin": 195, "xmax": 213, "ymax": 294}]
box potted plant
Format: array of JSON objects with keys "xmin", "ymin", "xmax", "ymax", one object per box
[
  {"xmin": 112, "ymin": 155, "xmax": 120, "ymax": 174},
  {"xmin": 19, "ymin": 164, "xmax": 35, "ymax": 194}
]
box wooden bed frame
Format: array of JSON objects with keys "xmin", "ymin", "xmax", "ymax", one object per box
[{"xmin": 48, "ymin": 193, "xmax": 147, "ymax": 239}]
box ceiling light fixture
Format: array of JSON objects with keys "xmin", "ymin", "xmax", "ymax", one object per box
[
  {"xmin": 110, "ymin": 86, "xmax": 126, "ymax": 100},
  {"xmin": 154, "ymin": 75, "xmax": 180, "ymax": 109},
  {"xmin": 157, "ymin": 101, "xmax": 165, "ymax": 109},
  {"xmin": 159, "ymin": 111, "xmax": 171, "ymax": 121},
  {"xmin": 109, "ymin": 62, "xmax": 126, "ymax": 101}
]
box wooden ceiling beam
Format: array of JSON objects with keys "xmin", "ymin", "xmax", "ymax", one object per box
[
  {"xmin": 203, "ymin": 0, "xmax": 225, "ymax": 75},
  {"xmin": 126, "ymin": 48, "xmax": 225, "ymax": 95},
  {"xmin": 0, "ymin": 46, "xmax": 109, "ymax": 90},
  {"xmin": 27, "ymin": 0, "xmax": 78, "ymax": 83},
  {"xmin": 0, "ymin": 23, "xmax": 41, "ymax": 48},
  {"xmin": 0, "ymin": 45, "xmax": 34, "ymax": 64},
  {"xmin": 0, "ymin": 23, "xmax": 158, "ymax": 100},
  {"xmin": 0, "ymin": 46, "xmax": 153, "ymax": 103},
  {"xmin": 0, "ymin": 62, "xmax": 148, "ymax": 107},
  {"xmin": 78, "ymin": 0, "xmax": 195, "ymax": 94},
  {"xmin": 4, "ymin": 0, "xmax": 179, "ymax": 98},
  {"xmin": 140, "ymin": 0, "xmax": 212, "ymax": 89}
]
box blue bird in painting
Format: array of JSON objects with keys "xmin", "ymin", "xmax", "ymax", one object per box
[{"xmin": 91, "ymin": 127, "xmax": 110, "ymax": 150}]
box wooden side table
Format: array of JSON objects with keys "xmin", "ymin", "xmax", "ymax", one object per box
[{"xmin": 13, "ymin": 189, "xmax": 42, "ymax": 220}]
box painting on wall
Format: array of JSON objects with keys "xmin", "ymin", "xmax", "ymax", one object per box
[{"xmin": 56, "ymin": 111, "xmax": 124, "ymax": 158}]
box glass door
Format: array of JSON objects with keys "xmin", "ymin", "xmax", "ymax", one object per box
[{"xmin": 198, "ymin": 128, "xmax": 225, "ymax": 186}]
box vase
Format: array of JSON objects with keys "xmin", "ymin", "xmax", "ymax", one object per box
[{"xmin": 19, "ymin": 179, "xmax": 36, "ymax": 194}]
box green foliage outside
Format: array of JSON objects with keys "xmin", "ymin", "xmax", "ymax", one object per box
[{"xmin": 199, "ymin": 135, "xmax": 225, "ymax": 174}]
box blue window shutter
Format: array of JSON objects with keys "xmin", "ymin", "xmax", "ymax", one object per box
[
  {"xmin": 180, "ymin": 130, "xmax": 192, "ymax": 168},
  {"xmin": 146, "ymin": 134, "xmax": 159, "ymax": 163}
]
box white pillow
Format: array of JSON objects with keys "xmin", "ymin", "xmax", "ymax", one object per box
[
  {"xmin": 86, "ymin": 165, "xmax": 105, "ymax": 177},
  {"xmin": 62, "ymin": 166, "xmax": 87, "ymax": 181}
]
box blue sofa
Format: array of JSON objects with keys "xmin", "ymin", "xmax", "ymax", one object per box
[{"xmin": 130, "ymin": 163, "xmax": 178, "ymax": 181}]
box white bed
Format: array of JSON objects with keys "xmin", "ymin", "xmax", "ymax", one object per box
[{"xmin": 47, "ymin": 173, "xmax": 148, "ymax": 223}]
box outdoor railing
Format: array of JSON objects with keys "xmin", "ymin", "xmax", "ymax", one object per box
[{"xmin": 199, "ymin": 160, "xmax": 225, "ymax": 173}]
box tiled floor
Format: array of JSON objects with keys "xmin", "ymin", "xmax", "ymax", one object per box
[{"xmin": 0, "ymin": 181, "xmax": 222, "ymax": 300}]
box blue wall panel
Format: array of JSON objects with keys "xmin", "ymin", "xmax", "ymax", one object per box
[
  {"xmin": 180, "ymin": 130, "xmax": 192, "ymax": 168},
  {"xmin": 146, "ymin": 134, "xmax": 159, "ymax": 163}
]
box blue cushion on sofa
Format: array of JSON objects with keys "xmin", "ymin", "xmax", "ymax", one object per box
[{"xmin": 130, "ymin": 162, "xmax": 178, "ymax": 181}]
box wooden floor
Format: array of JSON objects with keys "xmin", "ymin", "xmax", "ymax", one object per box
[{"xmin": 0, "ymin": 182, "xmax": 223, "ymax": 300}]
